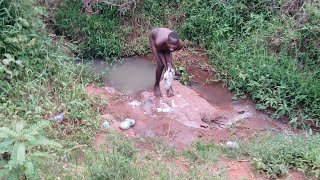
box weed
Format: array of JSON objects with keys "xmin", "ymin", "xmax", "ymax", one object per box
[
  {"xmin": 246, "ymin": 133, "xmax": 320, "ymax": 179},
  {"xmin": 176, "ymin": 66, "xmax": 193, "ymax": 86},
  {"xmin": 0, "ymin": 121, "xmax": 61, "ymax": 178}
]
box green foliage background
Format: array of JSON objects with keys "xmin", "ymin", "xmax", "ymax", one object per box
[{"xmin": 56, "ymin": 0, "xmax": 320, "ymax": 128}]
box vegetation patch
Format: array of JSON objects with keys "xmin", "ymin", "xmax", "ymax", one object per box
[
  {"xmin": 246, "ymin": 133, "xmax": 320, "ymax": 179},
  {"xmin": 1, "ymin": 0, "xmax": 106, "ymax": 177}
]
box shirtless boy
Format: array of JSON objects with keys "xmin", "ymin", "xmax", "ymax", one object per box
[{"xmin": 149, "ymin": 28, "xmax": 183, "ymax": 97}]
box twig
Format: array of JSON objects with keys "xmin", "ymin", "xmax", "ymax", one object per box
[
  {"xmin": 68, "ymin": 144, "xmax": 87, "ymax": 151},
  {"xmin": 169, "ymin": 129, "xmax": 181, "ymax": 142},
  {"xmin": 237, "ymin": 159, "xmax": 250, "ymax": 162},
  {"xmin": 293, "ymin": 1, "xmax": 306, "ymax": 19},
  {"xmin": 166, "ymin": 123, "xmax": 171, "ymax": 138},
  {"xmin": 284, "ymin": 0, "xmax": 297, "ymax": 15}
]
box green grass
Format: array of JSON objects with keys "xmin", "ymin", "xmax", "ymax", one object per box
[
  {"xmin": 39, "ymin": 133, "xmax": 229, "ymax": 179},
  {"xmin": 178, "ymin": 0, "xmax": 320, "ymax": 129},
  {"xmin": 245, "ymin": 133, "xmax": 320, "ymax": 179}
]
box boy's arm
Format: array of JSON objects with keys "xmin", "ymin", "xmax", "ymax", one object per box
[{"xmin": 149, "ymin": 33, "xmax": 167, "ymax": 69}]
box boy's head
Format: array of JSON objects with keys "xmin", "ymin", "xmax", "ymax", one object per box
[{"xmin": 167, "ymin": 31, "xmax": 180, "ymax": 51}]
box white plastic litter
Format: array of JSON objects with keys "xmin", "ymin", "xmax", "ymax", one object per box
[
  {"xmin": 52, "ymin": 113, "xmax": 64, "ymax": 123},
  {"xmin": 157, "ymin": 107, "xmax": 171, "ymax": 112},
  {"xmin": 102, "ymin": 121, "xmax": 110, "ymax": 128},
  {"xmin": 226, "ymin": 141, "xmax": 239, "ymax": 149},
  {"xmin": 171, "ymin": 100, "xmax": 177, "ymax": 107},
  {"xmin": 163, "ymin": 68, "xmax": 175, "ymax": 90},
  {"xmin": 120, "ymin": 118, "xmax": 136, "ymax": 130},
  {"xmin": 129, "ymin": 100, "xmax": 141, "ymax": 108}
]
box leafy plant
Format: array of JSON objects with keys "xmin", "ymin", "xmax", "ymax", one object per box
[
  {"xmin": 247, "ymin": 133, "xmax": 320, "ymax": 179},
  {"xmin": 176, "ymin": 66, "xmax": 193, "ymax": 86},
  {"xmin": 0, "ymin": 121, "xmax": 62, "ymax": 179}
]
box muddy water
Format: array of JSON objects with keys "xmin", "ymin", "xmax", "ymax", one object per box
[
  {"xmin": 87, "ymin": 57, "xmax": 157, "ymax": 94},
  {"xmin": 190, "ymin": 82, "xmax": 235, "ymax": 108},
  {"xmin": 106, "ymin": 58, "xmax": 156, "ymax": 94},
  {"xmin": 87, "ymin": 57, "xmax": 240, "ymax": 108}
]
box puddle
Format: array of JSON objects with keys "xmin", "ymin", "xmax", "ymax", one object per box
[
  {"xmin": 190, "ymin": 82, "xmax": 234, "ymax": 109},
  {"xmin": 85, "ymin": 57, "xmax": 239, "ymax": 107},
  {"xmin": 84, "ymin": 57, "xmax": 156, "ymax": 95},
  {"xmin": 106, "ymin": 58, "xmax": 156, "ymax": 94}
]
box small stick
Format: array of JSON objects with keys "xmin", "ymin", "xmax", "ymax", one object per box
[
  {"xmin": 169, "ymin": 129, "xmax": 181, "ymax": 142},
  {"xmin": 68, "ymin": 144, "xmax": 87, "ymax": 151},
  {"xmin": 166, "ymin": 123, "xmax": 171, "ymax": 139}
]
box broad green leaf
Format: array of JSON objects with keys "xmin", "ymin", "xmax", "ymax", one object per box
[
  {"xmin": 0, "ymin": 132, "xmax": 9, "ymax": 139},
  {"xmin": 16, "ymin": 143, "xmax": 26, "ymax": 165},
  {"xmin": 2, "ymin": 58, "xmax": 11, "ymax": 65},
  {"xmin": 0, "ymin": 127, "xmax": 17, "ymax": 138},
  {"xmin": 6, "ymin": 37, "xmax": 19, "ymax": 43},
  {"xmin": 17, "ymin": 17, "xmax": 30, "ymax": 27},
  {"xmin": 24, "ymin": 121, "xmax": 50, "ymax": 136},
  {"xmin": 18, "ymin": 35, "xmax": 28, "ymax": 42},
  {"xmin": 0, "ymin": 138, "xmax": 15, "ymax": 152},
  {"xmin": 289, "ymin": 117, "xmax": 298, "ymax": 125},
  {"xmin": 3, "ymin": 53, "xmax": 14, "ymax": 61},
  {"xmin": 29, "ymin": 38, "xmax": 36, "ymax": 46},
  {"xmin": 15, "ymin": 121, "xmax": 24, "ymax": 133},
  {"xmin": 26, "ymin": 161, "xmax": 35, "ymax": 177},
  {"xmin": 31, "ymin": 137, "xmax": 62, "ymax": 149},
  {"xmin": 15, "ymin": 60, "xmax": 23, "ymax": 67},
  {"xmin": 31, "ymin": 152, "xmax": 49, "ymax": 157}
]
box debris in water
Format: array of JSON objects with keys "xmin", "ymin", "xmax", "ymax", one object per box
[
  {"xmin": 171, "ymin": 100, "xmax": 177, "ymax": 107},
  {"xmin": 157, "ymin": 107, "xmax": 171, "ymax": 112},
  {"xmin": 200, "ymin": 124, "xmax": 209, "ymax": 128}
]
